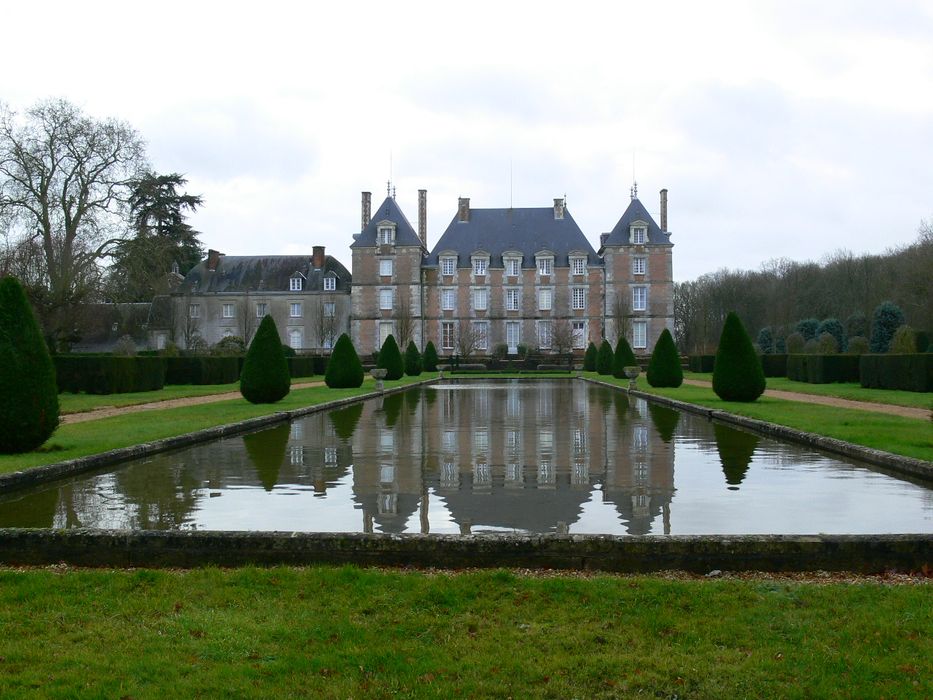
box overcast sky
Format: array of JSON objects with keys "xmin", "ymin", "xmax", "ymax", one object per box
[{"xmin": 5, "ymin": 1, "xmax": 933, "ymax": 280}]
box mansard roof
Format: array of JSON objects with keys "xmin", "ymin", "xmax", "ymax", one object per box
[
  {"xmin": 425, "ymin": 206, "xmax": 600, "ymax": 268},
  {"xmin": 177, "ymin": 255, "xmax": 351, "ymax": 294},
  {"xmin": 351, "ymin": 196, "xmax": 423, "ymax": 248},
  {"xmin": 602, "ymin": 197, "xmax": 672, "ymax": 248}
]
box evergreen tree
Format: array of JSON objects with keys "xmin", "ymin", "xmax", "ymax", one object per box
[
  {"xmin": 583, "ymin": 342, "xmax": 598, "ymax": 371},
  {"xmin": 646, "ymin": 328, "xmax": 683, "ymax": 387},
  {"xmin": 817, "ymin": 318, "xmax": 846, "ymax": 352},
  {"xmin": 712, "ymin": 312, "xmax": 766, "ymax": 402},
  {"xmin": 404, "ymin": 340, "xmax": 423, "ymax": 376},
  {"xmin": 795, "ymin": 318, "xmax": 820, "ymax": 341},
  {"xmin": 423, "ymin": 341, "xmax": 439, "ymax": 372},
  {"xmin": 239, "ymin": 315, "xmax": 290, "ymax": 404},
  {"xmin": 0, "ymin": 277, "xmax": 59, "ymax": 453},
  {"xmin": 845, "ymin": 312, "xmax": 868, "ymax": 341},
  {"xmin": 756, "ymin": 327, "xmax": 774, "ymax": 354},
  {"xmin": 596, "ymin": 339, "xmax": 614, "ymax": 375},
  {"xmin": 377, "ymin": 334, "xmax": 404, "ymax": 380},
  {"xmin": 325, "ymin": 334, "xmax": 364, "ymax": 388},
  {"xmin": 612, "ymin": 337, "xmax": 638, "ymax": 378},
  {"xmin": 869, "ymin": 301, "xmax": 906, "ymax": 353}
]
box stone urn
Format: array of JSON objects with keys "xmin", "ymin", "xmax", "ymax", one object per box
[
  {"xmin": 370, "ymin": 368, "xmax": 387, "ymax": 391},
  {"xmin": 623, "ymin": 365, "xmax": 640, "ymax": 390}
]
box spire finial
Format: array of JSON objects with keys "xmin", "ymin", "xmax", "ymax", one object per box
[{"xmin": 630, "ymin": 180, "xmax": 638, "ymax": 200}]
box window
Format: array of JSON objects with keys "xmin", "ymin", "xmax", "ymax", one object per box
[
  {"xmin": 632, "ymin": 227, "xmax": 646, "ymax": 245},
  {"xmin": 188, "ymin": 304, "xmax": 200, "ymax": 318},
  {"xmin": 441, "ymin": 256, "xmax": 456, "ymax": 276},
  {"xmin": 442, "ymin": 321, "xmax": 455, "ymax": 350},
  {"xmin": 324, "ymin": 302, "xmax": 335, "ymax": 317},
  {"xmin": 290, "ymin": 302, "xmax": 302, "ymax": 318},
  {"xmin": 288, "ymin": 328, "xmax": 302, "ymax": 349},
  {"xmin": 572, "ymin": 320, "xmax": 586, "ymax": 349},
  {"xmin": 633, "ymin": 257, "xmax": 646, "ymax": 275},
  {"xmin": 506, "ymin": 288, "xmax": 520, "ymax": 311},
  {"xmin": 572, "ymin": 287, "xmax": 586, "ymax": 310},
  {"xmin": 473, "ymin": 288, "xmax": 487, "ymax": 311},
  {"xmin": 324, "ymin": 276, "xmax": 336, "ymax": 291},
  {"xmin": 537, "ymin": 257, "xmax": 552, "ymax": 276},
  {"xmin": 632, "ymin": 286, "xmax": 647, "ymax": 311},
  {"xmin": 506, "ymin": 258, "xmax": 520, "ymax": 277},
  {"xmin": 537, "ymin": 320, "xmax": 552, "ymax": 349},
  {"xmin": 222, "ymin": 303, "xmax": 235, "ymax": 318},
  {"xmin": 255, "ymin": 302, "xmax": 267, "ymax": 318},
  {"xmin": 571, "ymin": 257, "xmax": 586, "ymax": 275},
  {"xmin": 473, "ymin": 258, "xmax": 487, "ymax": 276},
  {"xmin": 378, "ymin": 322, "xmax": 393, "ymax": 348},
  {"xmin": 506, "ymin": 321, "xmax": 520, "ymax": 352},
  {"xmin": 379, "ymin": 259, "xmax": 393, "ymax": 277},
  {"xmin": 633, "ymin": 320, "xmax": 647, "ymax": 349},
  {"xmin": 290, "ymin": 276, "xmax": 302, "ymax": 291},
  {"xmin": 378, "ymin": 226, "xmax": 394, "ymax": 245},
  {"xmin": 441, "ymin": 288, "xmax": 455, "ymax": 311},
  {"xmin": 379, "ymin": 288, "xmax": 393, "ymax": 310},
  {"xmin": 474, "ymin": 321, "xmax": 488, "ymax": 351},
  {"xmin": 538, "ymin": 288, "xmax": 552, "ymax": 311}
]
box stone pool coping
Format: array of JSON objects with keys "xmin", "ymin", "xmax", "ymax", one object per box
[
  {"xmin": 0, "ymin": 529, "xmax": 928, "ymax": 573},
  {"xmin": 581, "ymin": 377, "xmax": 933, "ymax": 482}
]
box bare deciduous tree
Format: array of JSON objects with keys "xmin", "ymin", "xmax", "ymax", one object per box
[
  {"xmin": 611, "ymin": 292, "xmax": 632, "ymax": 343},
  {"xmin": 394, "ymin": 287, "xmax": 415, "ymax": 348},
  {"xmin": 317, "ymin": 300, "xmax": 339, "ymax": 350},
  {"xmin": 550, "ymin": 317, "xmax": 576, "ymax": 359}
]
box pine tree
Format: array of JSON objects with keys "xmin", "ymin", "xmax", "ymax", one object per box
[
  {"xmin": 612, "ymin": 337, "xmax": 638, "ymax": 378},
  {"xmin": 596, "ymin": 339, "xmax": 614, "ymax": 375},
  {"xmin": 583, "ymin": 342, "xmax": 598, "ymax": 371},
  {"xmin": 377, "ymin": 334, "xmax": 404, "ymax": 380},
  {"xmin": 712, "ymin": 312, "xmax": 766, "ymax": 402},
  {"xmin": 646, "ymin": 328, "xmax": 683, "ymax": 387},
  {"xmin": 423, "ymin": 341, "xmax": 439, "ymax": 372},
  {"xmin": 0, "ymin": 277, "xmax": 60, "ymax": 452},
  {"xmin": 869, "ymin": 302, "xmax": 906, "ymax": 353},
  {"xmin": 239, "ymin": 315, "xmax": 290, "ymax": 404},
  {"xmin": 325, "ymin": 334, "xmax": 364, "ymax": 388},
  {"xmin": 404, "ymin": 340, "xmax": 423, "ymax": 376}
]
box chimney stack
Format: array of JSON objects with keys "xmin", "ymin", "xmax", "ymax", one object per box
[
  {"xmin": 207, "ymin": 249, "xmax": 222, "ymax": 272},
  {"xmin": 418, "ymin": 189, "xmax": 427, "ymax": 246},
  {"xmin": 312, "ymin": 245, "xmax": 325, "ymax": 269},
  {"xmin": 458, "ymin": 197, "xmax": 470, "ymax": 223},
  {"xmin": 599, "ymin": 233, "xmax": 609, "ymax": 248},
  {"xmin": 553, "ymin": 197, "xmax": 565, "ymax": 220},
  {"xmin": 361, "ymin": 191, "xmax": 372, "ymax": 232},
  {"xmin": 660, "ymin": 188, "xmax": 668, "ymax": 232}
]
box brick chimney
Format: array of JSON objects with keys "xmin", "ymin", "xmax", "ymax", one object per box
[
  {"xmin": 361, "ymin": 191, "xmax": 372, "ymax": 232},
  {"xmin": 660, "ymin": 188, "xmax": 668, "ymax": 232},
  {"xmin": 418, "ymin": 189, "xmax": 427, "ymax": 246},
  {"xmin": 207, "ymin": 249, "xmax": 223, "ymax": 271},
  {"xmin": 458, "ymin": 197, "xmax": 470, "ymax": 223},
  {"xmin": 312, "ymin": 246, "xmax": 325, "ymax": 269},
  {"xmin": 553, "ymin": 197, "xmax": 565, "ymax": 220},
  {"xmin": 599, "ymin": 233, "xmax": 609, "ymax": 248}
]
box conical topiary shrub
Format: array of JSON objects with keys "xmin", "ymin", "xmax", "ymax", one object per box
[
  {"xmin": 325, "ymin": 333, "xmax": 364, "ymax": 388},
  {"xmin": 612, "ymin": 337, "xmax": 638, "ymax": 378},
  {"xmin": 0, "ymin": 276, "xmax": 59, "ymax": 453},
  {"xmin": 404, "ymin": 340, "xmax": 422, "ymax": 376},
  {"xmin": 240, "ymin": 315, "xmax": 291, "ymax": 404},
  {"xmin": 583, "ymin": 342, "xmax": 597, "ymax": 371},
  {"xmin": 596, "ymin": 339, "xmax": 614, "ymax": 375},
  {"xmin": 377, "ymin": 334, "xmax": 404, "ymax": 380},
  {"xmin": 423, "ymin": 341, "xmax": 439, "ymax": 372},
  {"xmin": 712, "ymin": 312, "xmax": 765, "ymax": 402},
  {"xmin": 646, "ymin": 328, "xmax": 683, "ymax": 387}
]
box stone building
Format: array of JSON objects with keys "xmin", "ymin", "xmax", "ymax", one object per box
[{"xmin": 351, "ymin": 186, "xmax": 674, "ymax": 355}]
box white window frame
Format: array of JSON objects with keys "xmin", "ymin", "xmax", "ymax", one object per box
[
  {"xmin": 472, "ymin": 257, "xmax": 488, "ymax": 276},
  {"xmin": 537, "ymin": 320, "xmax": 552, "ymax": 349},
  {"xmin": 378, "ymin": 226, "xmax": 394, "ymax": 245},
  {"xmin": 473, "ymin": 288, "xmax": 488, "ymax": 312},
  {"xmin": 538, "ymin": 288, "xmax": 552, "ymax": 311},
  {"xmin": 571, "ymin": 257, "xmax": 586, "ymax": 275},
  {"xmin": 633, "ymin": 320, "xmax": 647, "ymax": 349},
  {"xmin": 378, "ymin": 321, "xmax": 394, "ymax": 350},
  {"xmin": 379, "ymin": 288, "xmax": 393, "ymax": 311},
  {"xmin": 572, "ymin": 320, "xmax": 586, "ymax": 349},
  {"xmin": 290, "ymin": 302, "xmax": 302, "ymax": 318},
  {"xmin": 324, "ymin": 276, "xmax": 336, "ymax": 291},
  {"xmin": 290, "ymin": 276, "xmax": 303, "ymax": 291},
  {"xmin": 632, "ymin": 286, "xmax": 647, "ymax": 312},
  {"xmin": 379, "ymin": 259, "xmax": 393, "ymax": 277},
  {"xmin": 571, "ymin": 287, "xmax": 586, "ymax": 310},
  {"xmin": 189, "ymin": 304, "xmax": 200, "ymax": 319},
  {"xmin": 632, "ymin": 226, "xmax": 646, "ymax": 245},
  {"xmin": 255, "ymin": 302, "xmax": 267, "ymax": 318},
  {"xmin": 323, "ymin": 302, "xmax": 336, "ymax": 317},
  {"xmin": 505, "ymin": 258, "xmax": 521, "ymax": 277},
  {"xmin": 441, "ymin": 256, "xmax": 456, "ymax": 276},
  {"xmin": 441, "ymin": 321, "xmax": 455, "ymax": 350},
  {"xmin": 288, "ymin": 328, "xmax": 303, "ymax": 349},
  {"xmin": 441, "ymin": 288, "xmax": 455, "ymax": 311},
  {"xmin": 222, "ymin": 303, "xmax": 235, "ymax": 319},
  {"xmin": 633, "ymin": 257, "xmax": 646, "ymax": 275},
  {"xmin": 506, "ymin": 321, "xmax": 520, "ymax": 353},
  {"xmin": 506, "ymin": 288, "xmax": 520, "ymax": 311},
  {"xmin": 473, "ymin": 321, "xmax": 489, "ymax": 351},
  {"xmin": 537, "ymin": 257, "xmax": 553, "ymax": 276}
]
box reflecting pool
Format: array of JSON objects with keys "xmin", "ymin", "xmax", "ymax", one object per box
[{"xmin": 1, "ymin": 381, "xmax": 930, "ymax": 535}]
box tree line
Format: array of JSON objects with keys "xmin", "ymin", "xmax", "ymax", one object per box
[{"xmin": 674, "ymin": 225, "xmax": 933, "ymax": 354}]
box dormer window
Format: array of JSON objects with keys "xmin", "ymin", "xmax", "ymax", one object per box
[
  {"xmin": 472, "ymin": 257, "xmax": 488, "ymax": 276},
  {"xmin": 441, "ymin": 256, "xmax": 456, "ymax": 276},
  {"xmin": 537, "ymin": 256, "xmax": 553, "ymax": 276},
  {"xmin": 290, "ymin": 276, "xmax": 303, "ymax": 291},
  {"xmin": 324, "ymin": 275, "xmax": 336, "ymax": 291},
  {"xmin": 631, "ymin": 226, "xmax": 647, "ymax": 245},
  {"xmin": 505, "ymin": 257, "xmax": 521, "ymax": 277},
  {"xmin": 571, "ymin": 257, "xmax": 586, "ymax": 275},
  {"xmin": 378, "ymin": 226, "xmax": 395, "ymax": 245}
]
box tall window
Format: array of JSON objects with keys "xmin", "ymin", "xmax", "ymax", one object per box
[
  {"xmin": 255, "ymin": 302, "xmax": 267, "ymax": 318},
  {"xmin": 632, "ymin": 227, "xmax": 646, "ymax": 245},
  {"xmin": 474, "ymin": 321, "xmax": 488, "ymax": 351},
  {"xmin": 379, "ymin": 259, "xmax": 393, "ymax": 276},
  {"xmin": 506, "ymin": 288, "xmax": 520, "ymax": 311},
  {"xmin": 290, "ymin": 302, "xmax": 302, "ymax": 317},
  {"xmin": 323, "ymin": 302, "xmax": 335, "ymax": 317},
  {"xmin": 633, "ymin": 320, "xmax": 647, "ymax": 349},
  {"xmin": 537, "ymin": 320, "xmax": 552, "ymax": 349},
  {"xmin": 442, "ymin": 321, "xmax": 455, "ymax": 350},
  {"xmin": 378, "ymin": 227, "xmax": 394, "ymax": 245},
  {"xmin": 324, "ymin": 276, "xmax": 336, "ymax": 291},
  {"xmin": 441, "ymin": 256, "xmax": 456, "ymax": 276},
  {"xmin": 472, "ymin": 258, "xmax": 487, "ymax": 276},
  {"xmin": 571, "ymin": 257, "xmax": 586, "ymax": 275},
  {"xmin": 222, "ymin": 304, "xmax": 235, "ymax": 318},
  {"xmin": 290, "ymin": 277, "xmax": 302, "ymax": 291},
  {"xmin": 572, "ymin": 320, "xmax": 586, "ymax": 349},
  {"xmin": 632, "ymin": 286, "xmax": 647, "ymax": 311},
  {"xmin": 506, "ymin": 321, "xmax": 520, "ymax": 351},
  {"xmin": 441, "ymin": 288, "xmax": 455, "ymax": 311},
  {"xmin": 189, "ymin": 304, "xmax": 200, "ymax": 318},
  {"xmin": 288, "ymin": 328, "xmax": 302, "ymax": 349},
  {"xmin": 378, "ymin": 322, "xmax": 393, "ymax": 349},
  {"xmin": 571, "ymin": 287, "xmax": 586, "ymax": 310},
  {"xmin": 506, "ymin": 258, "xmax": 520, "ymax": 276},
  {"xmin": 538, "ymin": 288, "xmax": 552, "ymax": 311},
  {"xmin": 379, "ymin": 288, "xmax": 393, "ymax": 310},
  {"xmin": 537, "ymin": 257, "xmax": 552, "ymax": 276},
  {"xmin": 633, "ymin": 257, "xmax": 646, "ymax": 275},
  {"xmin": 473, "ymin": 288, "xmax": 488, "ymax": 311}
]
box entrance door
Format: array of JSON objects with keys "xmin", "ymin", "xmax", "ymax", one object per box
[{"xmin": 506, "ymin": 321, "xmax": 520, "ymax": 354}]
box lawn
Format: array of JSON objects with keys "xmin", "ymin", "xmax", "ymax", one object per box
[
  {"xmin": 0, "ymin": 566, "xmax": 927, "ymax": 698},
  {"xmin": 58, "ymin": 382, "xmax": 244, "ymax": 414}
]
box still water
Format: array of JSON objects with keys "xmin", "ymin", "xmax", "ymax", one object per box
[{"xmin": 1, "ymin": 381, "xmax": 930, "ymax": 535}]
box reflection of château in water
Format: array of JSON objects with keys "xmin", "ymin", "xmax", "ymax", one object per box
[{"xmin": 346, "ymin": 381, "xmax": 675, "ymax": 535}]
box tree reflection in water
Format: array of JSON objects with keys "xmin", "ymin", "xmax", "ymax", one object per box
[
  {"xmin": 648, "ymin": 404, "xmax": 680, "ymax": 443},
  {"xmin": 714, "ymin": 423, "xmax": 759, "ymax": 489},
  {"xmin": 243, "ymin": 424, "xmax": 290, "ymax": 492},
  {"xmin": 329, "ymin": 402, "xmax": 363, "ymax": 441}
]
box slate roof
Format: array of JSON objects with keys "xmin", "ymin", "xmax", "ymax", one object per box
[
  {"xmin": 350, "ymin": 196, "xmax": 423, "ymax": 248},
  {"xmin": 177, "ymin": 255, "xmax": 351, "ymax": 294},
  {"xmin": 425, "ymin": 206, "xmax": 600, "ymax": 269},
  {"xmin": 601, "ymin": 197, "xmax": 672, "ymax": 248}
]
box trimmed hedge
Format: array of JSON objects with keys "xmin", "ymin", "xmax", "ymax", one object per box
[
  {"xmin": 712, "ymin": 312, "xmax": 765, "ymax": 402},
  {"xmin": 646, "ymin": 329, "xmax": 683, "ymax": 388},
  {"xmin": 164, "ymin": 357, "xmax": 240, "ymax": 385},
  {"xmin": 423, "ymin": 341, "xmax": 439, "ymax": 372},
  {"xmin": 287, "ymin": 357, "xmax": 316, "ymax": 378},
  {"xmin": 376, "ymin": 335, "xmax": 404, "ymax": 381},
  {"xmin": 859, "ymin": 354, "xmax": 933, "ymax": 392},
  {"xmin": 404, "ymin": 341, "xmax": 423, "ymax": 377},
  {"xmin": 760, "ymin": 354, "xmax": 787, "ymax": 378},
  {"xmin": 325, "ymin": 334, "xmax": 364, "ymax": 388},
  {"xmin": 688, "ymin": 355, "xmax": 715, "ymax": 373},
  {"xmin": 55, "ymin": 355, "xmax": 166, "ymax": 394},
  {"xmin": 596, "ymin": 340, "xmax": 614, "ymax": 375},
  {"xmin": 240, "ymin": 315, "xmax": 291, "ymax": 404},
  {"xmin": 786, "ymin": 354, "xmax": 860, "ymax": 384},
  {"xmin": 612, "ymin": 337, "xmax": 638, "ymax": 379}
]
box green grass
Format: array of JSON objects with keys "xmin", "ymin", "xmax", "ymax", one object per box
[
  {"xmin": 0, "ymin": 566, "xmax": 927, "ymax": 698},
  {"xmin": 684, "ymin": 371, "xmax": 933, "ymax": 410},
  {"xmin": 588, "ymin": 374, "xmax": 933, "ymax": 462},
  {"xmin": 1, "ymin": 375, "xmax": 435, "ymax": 475},
  {"xmin": 58, "ymin": 382, "xmax": 244, "ymax": 414}
]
